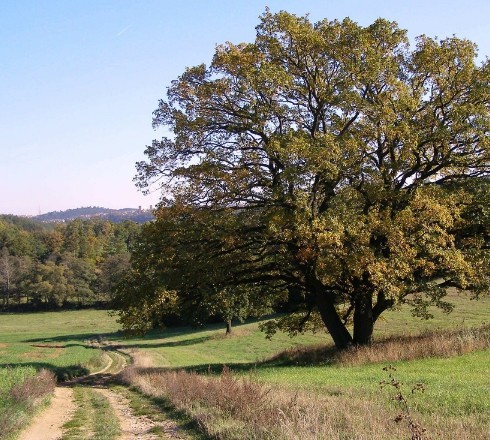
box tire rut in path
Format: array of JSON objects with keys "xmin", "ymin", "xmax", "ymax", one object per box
[{"xmin": 94, "ymin": 387, "xmax": 186, "ymax": 440}]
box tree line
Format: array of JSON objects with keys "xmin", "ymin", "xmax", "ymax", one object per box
[{"xmin": 0, "ymin": 215, "xmax": 139, "ymax": 310}]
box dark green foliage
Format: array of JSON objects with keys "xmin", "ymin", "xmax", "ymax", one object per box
[
  {"xmin": 113, "ymin": 208, "xmax": 278, "ymax": 334},
  {"xmin": 0, "ymin": 216, "xmax": 141, "ymax": 310}
]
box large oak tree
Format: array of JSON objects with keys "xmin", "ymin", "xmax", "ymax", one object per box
[{"xmin": 132, "ymin": 11, "xmax": 490, "ymax": 349}]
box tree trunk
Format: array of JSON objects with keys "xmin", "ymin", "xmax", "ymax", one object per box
[
  {"xmin": 314, "ymin": 290, "xmax": 353, "ymax": 350},
  {"xmin": 225, "ymin": 319, "xmax": 232, "ymax": 335},
  {"xmin": 306, "ymin": 266, "xmax": 353, "ymax": 350},
  {"xmin": 353, "ymin": 293, "xmax": 374, "ymax": 345},
  {"xmin": 5, "ymin": 278, "xmax": 9, "ymax": 308}
]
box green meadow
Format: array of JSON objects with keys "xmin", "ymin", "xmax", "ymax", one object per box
[
  {"xmin": 118, "ymin": 289, "xmax": 488, "ymax": 367},
  {"xmin": 0, "ymin": 310, "xmax": 120, "ymax": 380},
  {"xmin": 116, "ymin": 292, "xmax": 490, "ymax": 422},
  {"xmin": 1, "ymin": 290, "xmax": 489, "ymax": 439}
]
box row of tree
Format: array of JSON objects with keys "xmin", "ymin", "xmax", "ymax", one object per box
[{"xmin": 0, "ymin": 216, "xmax": 139, "ymax": 309}]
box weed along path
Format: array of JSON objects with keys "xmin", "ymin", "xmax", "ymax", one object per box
[{"xmin": 18, "ymin": 347, "xmax": 188, "ymax": 440}]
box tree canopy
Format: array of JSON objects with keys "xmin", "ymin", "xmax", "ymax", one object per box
[{"xmin": 127, "ymin": 10, "xmax": 490, "ymax": 349}]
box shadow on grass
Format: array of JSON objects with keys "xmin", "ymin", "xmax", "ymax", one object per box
[
  {"xmin": 23, "ymin": 321, "xmax": 226, "ymax": 345},
  {"xmin": 0, "ymin": 361, "xmax": 89, "ymax": 381},
  {"xmin": 25, "ymin": 332, "xmax": 214, "ymax": 350},
  {"xmin": 123, "ymin": 317, "xmax": 265, "ymax": 341},
  {"xmin": 192, "ymin": 343, "xmax": 336, "ymax": 374},
  {"xmin": 24, "ymin": 332, "xmax": 123, "ymax": 344},
  {"xmin": 117, "ymin": 335, "xmax": 213, "ymax": 349}
]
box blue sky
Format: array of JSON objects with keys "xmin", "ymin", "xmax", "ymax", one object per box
[{"xmin": 1, "ymin": 0, "xmax": 489, "ymax": 215}]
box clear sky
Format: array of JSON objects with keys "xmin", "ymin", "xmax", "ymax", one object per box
[{"xmin": 1, "ymin": 0, "xmax": 489, "ymax": 215}]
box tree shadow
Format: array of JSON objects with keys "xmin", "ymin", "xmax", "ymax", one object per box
[
  {"xmin": 132, "ymin": 343, "xmax": 337, "ymax": 377},
  {"xmin": 123, "ymin": 318, "xmax": 259, "ymax": 341},
  {"xmin": 24, "ymin": 330, "xmax": 214, "ymax": 350},
  {"xmin": 23, "ymin": 331, "xmax": 126, "ymax": 345},
  {"xmin": 117, "ymin": 335, "xmax": 213, "ymax": 349},
  {"xmin": 0, "ymin": 361, "xmax": 89, "ymax": 381}
]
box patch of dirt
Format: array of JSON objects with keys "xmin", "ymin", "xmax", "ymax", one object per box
[
  {"xmin": 18, "ymin": 387, "xmax": 75, "ymax": 440},
  {"xmin": 0, "ymin": 343, "xmax": 8, "ymax": 348}
]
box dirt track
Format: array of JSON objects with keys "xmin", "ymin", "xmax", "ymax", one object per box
[
  {"xmin": 18, "ymin": 349, "xmax": 185, "ymax": 440},
  {"xmin": 19, "ymin": 387, "xmax": 75, "ymax": 440}
]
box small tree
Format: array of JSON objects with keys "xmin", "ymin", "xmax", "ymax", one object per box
[
  {"xmin": 132, "ymin": 11, "xmax": 490, "ymax": 349},
  {"xmin": 113, "ymin": 208, "xmax": 275, "ymax": 334}
]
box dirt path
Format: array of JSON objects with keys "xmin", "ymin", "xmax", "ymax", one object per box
[
  {"xmin": 17, "ymin": 348, "xmax": 186, "ymax": 440},
  {"xmin": 18, "ymin": 387, "xmax": 76, "ymax": 440},
  {"xmin": 94, "ymin": 387, "xmax": 186, "ymax": 440}
]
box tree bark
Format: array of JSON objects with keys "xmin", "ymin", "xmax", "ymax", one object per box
[
  {"xmin": 225, "ymin": 319, "xmax": 232, "ymax": 335},
  {"xmin": 306, "ymin": 266, "xmax": 353, "ymax": 350},
  {"xmin": 314, "ymin": 290, "xmax": 353, "ymax": 350},
  {"xmin": 353, "ymin": 293, "xmax": 374, "ymax": 345}
]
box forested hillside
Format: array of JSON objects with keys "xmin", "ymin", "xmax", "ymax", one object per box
[
  {"xmin": 34, "ymin": 206, "xmax": 154, "ymax": 223},
  {"xmin": 0, "ymin": 215, "xmax": 140, "ymax": 310}
]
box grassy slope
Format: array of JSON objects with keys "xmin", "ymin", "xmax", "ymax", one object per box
[
  {"xmin": 119, "ymin": 290, "xmax": 489, "ymax": 366},
  {"xmin": 120, "ymin": 322, "xmax": 330, "ymax": 367},
  {"xmin": 0, "ymin": 310, "xmax": 121, "ymax": 440},
  {"xmin": 374, "ymin": 289, "xmax": 489, "ymax": 336},
  {"xmin": 257, "ymin": 350, "xmax": 490, "ymax": 416},
  {"xmin": 1, "ymin": 289, "xmax": 485, "ymax": 372}
]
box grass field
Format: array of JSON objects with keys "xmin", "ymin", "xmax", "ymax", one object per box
[
  {"xmin": 0, "ymin": 309, "xmax": 121, "ymax": 379},
  {"xmin": 1, "ymin": 290, "xmax": 489, "ymax": 439},
  {"xmin": 0, "ymin": 310, "xmax": 120, "ymax": 439}
]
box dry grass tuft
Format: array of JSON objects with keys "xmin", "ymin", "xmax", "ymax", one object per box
[
  {"xmin": 0, "ymin": 369, "xmax": 57, "ymax": 438},
  {"xmin": 9, "ymin": 368, "xmax": 56, "ymax": 406},
  {"xmin": 120, "ymin": 326, "xmax": 490, "ymax": 439},
  {"xmin": 122, "ymin": 363, "xmax": 489, "ymax": 440},
  {"xmin": 268, "ymin": 324, "xmax": 490, "ymax": 367},
  {"xmin": 121, "ymin": 347, "xmax": 155, "ymax": 368},
  {"xmin": 337, "ymin": 324, "xmax": 490, "ymax": 366},
  {"xmin": 122, "ymin": 365, "xmax": 410, "ymax": 439}
]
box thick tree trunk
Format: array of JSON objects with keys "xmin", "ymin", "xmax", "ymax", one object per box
[
  {"xmin": 353, "ymin": 293, "xmax": 374, "ymax": 345},
  {"xmin": 314, "ymin": 290, "xmax": 353, "ymax": 350},
  {"xmin": 306, "ymin": 266, "xmax": 353, "ymax": 350}
]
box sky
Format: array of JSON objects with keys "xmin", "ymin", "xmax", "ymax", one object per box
[{"xmin": 1, "ymin": 0, "xmax": 489, "ymax": 216}]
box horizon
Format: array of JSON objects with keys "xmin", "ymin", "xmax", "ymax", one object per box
[
  {"xmin": 0, "ymin": 204, "xmax": 156, "ymax": 217},
  {"xmin": 2, "ymin": 0, "xmax": 490, "ymax": 216}
]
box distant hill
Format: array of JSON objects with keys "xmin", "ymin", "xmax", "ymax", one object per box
[{"xmin": 33, "ymin": 206, "xmax": 154, "ymax": 223}]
